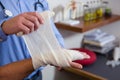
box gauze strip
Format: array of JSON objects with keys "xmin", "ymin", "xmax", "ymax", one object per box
[{"xmin": 22, "ymin": 11, "xmax": 88, "ymax": 69}]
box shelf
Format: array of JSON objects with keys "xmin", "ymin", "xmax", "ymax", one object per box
[{"xmin": 55, "ymin": 15, "xmax": 120, "ymax": 33}]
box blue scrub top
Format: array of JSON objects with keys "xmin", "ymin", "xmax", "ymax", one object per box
[{"xmin": 0, "ymin": 0, "xmax": 64, "ymax": 79}]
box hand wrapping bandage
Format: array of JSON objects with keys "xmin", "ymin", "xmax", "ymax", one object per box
[{"xmin": 22, "ymin": 11, "xmax": 89, "ymax": 69}]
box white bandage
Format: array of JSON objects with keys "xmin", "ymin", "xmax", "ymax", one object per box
[{"xmin": 22, "ymin": 11, "xmax": 89, "ymax": 69}]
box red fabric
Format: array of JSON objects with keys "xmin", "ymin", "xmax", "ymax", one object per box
[{"xmin": 72, "ymin": 48, "xmax": 97, "ymax": 65}]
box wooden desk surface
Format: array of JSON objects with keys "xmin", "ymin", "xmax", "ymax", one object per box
[
  {"xmin": 63, "ymin": 67, "xmax": 107, "ymax": 80},
  {"xmin": 55, "ymin": 15, "xmax": 120, "ymax": 33}
]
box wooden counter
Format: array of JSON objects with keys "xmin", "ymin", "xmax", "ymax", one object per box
[
  {"xmin": 55, "ymin": 15, "xmax": 120, "ymax": 33},
  {"xmin": 63, "ymin": 67, "xmax": 107, "ymax": 80}
]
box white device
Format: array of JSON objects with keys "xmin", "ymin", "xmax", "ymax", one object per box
[{"xmin": 106, "ymin": 47, "xmax": 120, "ymax": 68}]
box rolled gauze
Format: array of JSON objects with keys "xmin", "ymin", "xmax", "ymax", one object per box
[{"xmin": 22, "ymin": 11, "xmax": 90, "ymax": 69}]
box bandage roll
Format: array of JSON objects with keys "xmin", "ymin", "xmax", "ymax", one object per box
[
  {"xmin": 72, "ymin": 48, "xmax": 96, "ymax": 65},
  {"xmin": 22, "ymin": 11, "xmax": 89, "ymax": 69}
]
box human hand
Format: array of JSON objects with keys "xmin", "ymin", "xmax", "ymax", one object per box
[
  {"xmin": 2, "ymin": 12, "xmax": 44, "ymax": 35},
  {"xmin": 70, "ymin": 52, "xmax": 89, "ymax": 69},
  {"xmin": 50, "ymin": 49, "xmax": 90, "ymax": 69},
  {"xmin": 21, "ymin": 11, "xmax": 90, "ymax": 69},
  {"xmin": 56, "ymin": 62, "xmax": 82, "ymax": 71},
  {"xmin": 56, "ymin": 52, "xmax": 89, "ymax": 70}
]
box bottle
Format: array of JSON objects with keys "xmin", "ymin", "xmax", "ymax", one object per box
[
  {"xmin": 103, "ymin": 1, "xmax": 112, "ymax": 18},
  {"xmin": 96, "ymin": 0, "xmax": 104, "ymax": 18},
  {"xmin": 90, "ymin": 1, "xmax": 97, "ymax": 20},
  {"xmin": 83, "ymin": 5, "xmax": 91, "ymax": 21},
  {"xmin": 70, "ymin": 0, "xmax": 77, "ymax": 19}
]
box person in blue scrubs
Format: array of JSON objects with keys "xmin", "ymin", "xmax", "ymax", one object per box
[{"xmin": 0, "ymin": 0, "xmax": 83, "ymax": 80}]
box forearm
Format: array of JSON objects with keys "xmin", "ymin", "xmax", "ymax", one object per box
[{"xmin": 0, "ymin": 58, "xmax": 34, "ymax": 80}]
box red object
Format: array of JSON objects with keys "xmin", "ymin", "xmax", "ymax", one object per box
[{"xmin": 72, "ymin": 48, "xmax": 97, "ymax": 65}]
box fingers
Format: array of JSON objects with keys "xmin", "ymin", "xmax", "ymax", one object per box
[
  {"xmin": 22, "ymin": 18, "xmax": 35, "ymax": 32},
  {"xmin": 24, "ymin": 12, "xmax": 44, "ymax": 31},
  {"xmin": 33, "ymin": 12, "xmax": 44, "ymax": 24},
  {"xmin": 82, "ymin": 52, "xmax": 90, "ymax": 59},
  {"xmin": 18, "ymin": 12, "xmax": 44, "ymax": 34},
  {"xmin": 24, "ymin": 12, "xmax": 44, "ymax": 24},
  {"xmin": 19, "ymin": 24, "xmax": 30, "ymax": 34},
  {"xmin": 69, "ymin": 62, "xmax": 83, "ymax": 69}
]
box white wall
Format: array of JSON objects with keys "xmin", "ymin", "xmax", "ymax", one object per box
[
  {"xmin": 108, "ymin": 0, "xmax": 120, "ymax": 15},
  {"xmin": 42, "ymin": 0, "xmax": 120, "ymax": 80}
]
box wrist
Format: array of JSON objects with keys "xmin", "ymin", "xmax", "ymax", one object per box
[
  {"xmin": 1, "ymin": 21, "xmax": 9, "ymax": 35},
  {"xmin": 0, "ymin": 21, "xmax": 8, "ymax": 41}
]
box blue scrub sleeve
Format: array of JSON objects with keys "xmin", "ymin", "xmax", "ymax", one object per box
[
  {"xmin": 0, "ymin": 10, "xmax": 11, "ymax": 41},
  {"xmin": 0, "ymin": 19, "xmax": 8, "ymax": 41}
]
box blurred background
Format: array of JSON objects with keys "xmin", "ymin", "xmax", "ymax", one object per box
[{"xmin": 42, "ymin": 0, "xmax": 120, "ymax": 80}]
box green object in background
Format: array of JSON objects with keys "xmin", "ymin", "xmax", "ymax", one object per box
[
  {"xmin": 84, "ymin": 13, "xmax": 91, "ymax": 21},
  {"xmin": 104, "ymin": 8, "xmax": 112, "ymax": 17},
  {"xmin": 83, "ymin": 4, "xmax": 92, "ymax": 21},
  {"xmin": 96, "ymin": 8, "xmax": 103, "ymax": 18},
  {"xmin": 91, "ymin": 11, "xmax": 97, "ymax": 20}
]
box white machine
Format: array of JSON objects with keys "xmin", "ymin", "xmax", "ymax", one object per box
[{"xmin": 106, "ymin": 47, "xmax": 120, "ymax": 68}]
